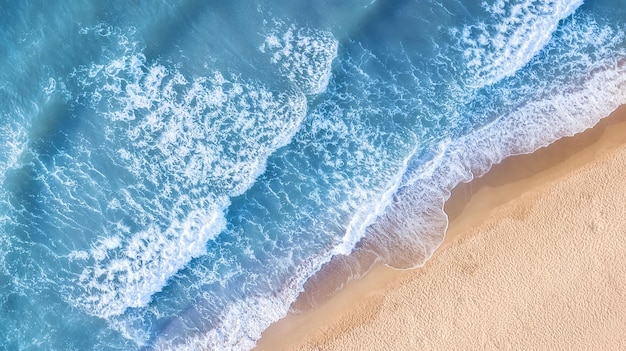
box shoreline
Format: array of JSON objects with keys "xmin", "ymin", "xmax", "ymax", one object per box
[{"xmin": 255, "ymin": 104, "xmax": 626, "ymax": 350}]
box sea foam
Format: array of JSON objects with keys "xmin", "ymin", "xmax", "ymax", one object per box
[
  {"xmin": 71, "ymin": 207, "xmax": 226, "ymax": 318},
  {"xmin": 260, "ymin": 25, "xmax": 339, "ymax": 95},
  {"xmin": 455, "ymin": 0, "xmax": 583, "ymax": 88}
]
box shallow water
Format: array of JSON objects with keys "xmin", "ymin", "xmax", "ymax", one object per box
[{"xmin": 1, "ymin": 0, "xmax": 625, "ymax": 349}]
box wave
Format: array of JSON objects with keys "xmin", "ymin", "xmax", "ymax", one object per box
[
  {"xmin": 69, "ymin": 207, "xmax": 226, "ymax": 318},
  {"xmin": 57, "ymin": 23, "xmax": 336, "ymax": 321},
  {"xmin": 260, "ymin": 24, "xmax": 339, "ymax": 95},
  {"xmin": 454, "ymin": 0, "xmax": 584, "ymax": 88}
]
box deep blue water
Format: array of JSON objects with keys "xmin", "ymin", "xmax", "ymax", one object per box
[{"xmin": 1, "ymin": 0, "xmax": 625, "ymax": 350}]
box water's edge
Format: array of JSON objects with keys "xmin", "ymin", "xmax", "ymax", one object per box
[{"xmin": 255, "ymin": 102, "xmax": 626, "ymax": 350}]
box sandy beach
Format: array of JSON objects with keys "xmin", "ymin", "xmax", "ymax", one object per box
[{"xmin": 255, "ymin": 104, "xmax": 626, "ymax": 350}]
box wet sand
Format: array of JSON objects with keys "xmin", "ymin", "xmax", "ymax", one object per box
[{"xmin": 255, "ymin": 105, "xmax": 626, "ymax": 350}]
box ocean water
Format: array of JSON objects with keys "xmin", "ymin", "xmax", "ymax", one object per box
[{"xmin": 1, "ymin": 0, "xmax": 625, "ymax": 349}]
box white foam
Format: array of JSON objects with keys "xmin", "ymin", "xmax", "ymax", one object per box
[
  {"xmin": 68, "ymin": 250, "xmax": 89, "ymax": 260},
  {"xmin": 43, "ymin": 77, "xmax": 56, "ymax": 96},
  {"xmin": 0, "ymin": 119, "xmax": 28, "ymax": 176},
  {"xmin": 260, "ymin": 25, "xmax": 338, "ymax": 95},
  {"xmin": 71, "ymin": 206, "xmax": 227, "ymax": 318},
  {"xmin": 87, "ymin": 52, "xmax": 308, "ymax": 197},
  {"xmin": 332, "ymin": 143, "xmax": 419, "ymax": 256},
  {"xmin": 454, "ymin": 0, "xmax": 583, "ymax": 88}
]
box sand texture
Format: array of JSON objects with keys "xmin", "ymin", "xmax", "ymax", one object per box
[{"xmin": 256, "ymin": 106, "xmax": 626, "ymax": 351}]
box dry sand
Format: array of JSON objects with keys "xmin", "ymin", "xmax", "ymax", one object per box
[{"xmin": 255, "ymin": 105, "xmax": 626, "ymax": 351}]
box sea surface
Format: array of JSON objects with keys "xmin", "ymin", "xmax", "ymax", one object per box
[{"xmin": 1, "ymin": 0, "xmax": 625, "ymax": 350}]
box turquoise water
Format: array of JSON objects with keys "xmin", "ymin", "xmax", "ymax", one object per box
[{"xmin": 1, "ymin": 0, "xmax": 625, "ymax": 349}]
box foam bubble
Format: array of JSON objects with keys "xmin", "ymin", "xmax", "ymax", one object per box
[
  {"xmin": 331, "ymin": 144, "xmax": 419, "ymax": 256},
  {"xmin": 0, "ymin": 119, "xmax": 28, "ymax": 176},
  {"xmin": 260, "ymin": 25, "xmax": 338, "ymax": 95},
  {"xmin": 82, "ymin": 52, "xmax": 308, "ymax": 197},
  {"xmin": 43, "ymin": 77, "xmax": 56, "ymax": 96},
  {"xmin": 71, "ymin": 207, "xmax": 227, "ymax": 318},
  {"xmin": 453, "ymin": 0, "xmax": 583, "ymax": 88}
]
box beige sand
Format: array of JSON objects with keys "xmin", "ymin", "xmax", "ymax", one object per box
[{"xmin": 256, "ymin": 105, "xmax": 626, "ymax": 351}]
